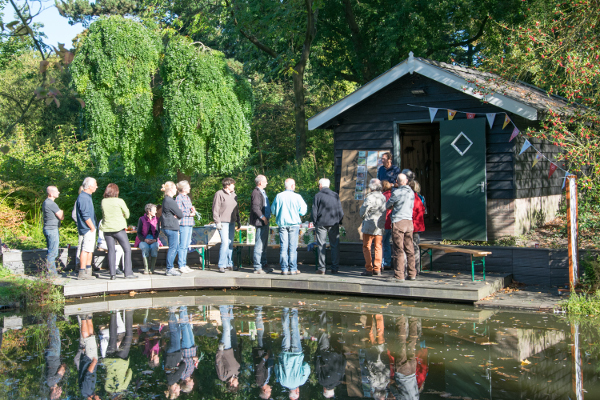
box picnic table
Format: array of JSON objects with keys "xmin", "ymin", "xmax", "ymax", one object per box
[{"xmin": 419, "ymin": 243, "xmax": 492, "ymax": 281}]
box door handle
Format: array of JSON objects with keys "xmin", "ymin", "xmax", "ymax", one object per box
[{"xmin": 479, "ymin": 181, "xmax": 486, "ymax": 192}]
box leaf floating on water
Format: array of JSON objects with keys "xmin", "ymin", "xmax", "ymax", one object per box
[{"xmin": 521, "ymin": 359, "xmax": 531, "ymax": 365}]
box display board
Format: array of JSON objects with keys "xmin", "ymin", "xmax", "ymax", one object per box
[{"xmin": 340, "ymin": 149, "xmax": 388, "ymax": 242}]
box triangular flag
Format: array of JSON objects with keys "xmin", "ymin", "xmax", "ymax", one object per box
[
  {"xmin": 486, "ymin": 113, "xmax": 496, "ymax": 128},
  {"xmin": 509, "ymin": 127, "xmax": 520, "ymax": 142},
  {"xmin": 548, "ymin": 163, "xmax": 558, "ymax": 178},
  {"xmin": 429, "ymin": 108, "xmax": 438, "ymax": 123},
  {"xmin": 466, "ymin": 113, "xmax": 476, "ymax": 119},
  {"xmin": 503, "ymin": 114, "xmax": 511, "ymax": 129},
  {"xmin": 448, "ymin": 110, "xmax": 457, "ymax": 120},
  {"xmin": 532, "ymin": 152, "xmax": 542, "ymax": 167},
  {"xmin": 519, "ymin": 139, "xmax": 532, "ymax": 155}
]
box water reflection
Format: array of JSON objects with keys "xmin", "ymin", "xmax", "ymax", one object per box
[{"xmin": 0, "ymin": 295, "xmax": 598, "ymax": 399}]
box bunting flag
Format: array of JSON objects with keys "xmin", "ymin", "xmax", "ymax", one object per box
[
  {"xmin": 519, "ymin": 139, "xmax": 532, "ymax": 155},
  {"xmin": 532, "ymin": 152, "xmax": 542, "ymax": 167},
  {"xmin": 466, "ymin": 113, "xmax": 476, "ymax": 119},
  {"xmin": 486, "ymin": 113, "xmax": 496, "ymax": 128},
  {"xmin": 509, "ymin": 127, "xmax": 520, "ymax": 142},
  {"xmin": 448, "ymin": 110, "xmax": 457, "ymax": 120},
  {"xmin": 429, "ymin": 108, "xmax": 438, "ymax": 123},
  {"xmin": 503, "ymin": 114, "xmax": 512, "ymax": 129},
  {"xmin": 548, "ymin": 163, "xmax": 558, "ymax": 178}
]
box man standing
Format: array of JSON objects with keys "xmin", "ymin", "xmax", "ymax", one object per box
[
  {"xmin": 271, "ymin": 179, "xmax": 307, "ymax": 275},
  {"xmin": 42, "ymin": 186, "xmax": 64, "ymax": 276},
  {"xmin": 311, "ymin": 178, "xmax": 344, "ymax": 275},
  {"xmin": 213, "ymin": 178, "xmax": 241, "ymax": 273},
  {"xmin": 377, "ymin": 152, "xmax": 401, "ymax": 186},
  {"xmin": 250, "ymin": 175, "xmax": 272, "ymax": 274},
  {"xmin": 76, "ymin": 177, "xmax": 98, "ymax": 280},
  {"xmin": 386, "ymin": 174, "xmax": 416, "ymax": 281}
]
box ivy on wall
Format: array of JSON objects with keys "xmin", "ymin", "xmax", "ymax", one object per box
[{"xmin": 70, "ymin": 16, "xmax": 252, "ymax": 176}]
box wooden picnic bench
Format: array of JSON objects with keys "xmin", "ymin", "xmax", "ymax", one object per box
[{"xmin": 419, "ymin": 243, "xmax": 492, "ymax": 281}]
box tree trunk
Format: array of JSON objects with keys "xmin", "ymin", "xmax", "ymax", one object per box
[
  {"xmin": 292, "ymin": 70, "xmax": 307, "ymax": 162},
  {"xmin": 177, "ymin": 170, "xmax": 191, "ymax": 184}
]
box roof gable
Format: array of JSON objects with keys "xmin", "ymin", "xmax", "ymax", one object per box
[{"xmin": 308, "ymin": 53, "xmax": 570, "ymax": 130}]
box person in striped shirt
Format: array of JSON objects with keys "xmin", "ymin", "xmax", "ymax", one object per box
[{"xmin": 176, "ymin": 181, "xmax": 196, "ymax": 273}]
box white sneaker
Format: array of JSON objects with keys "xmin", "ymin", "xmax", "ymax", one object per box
[
  {"xmin": 183, "ymin": 266, "xmax": 193, "ymax": 273},
  {"xmin": 179, "ymin": 267, "xmax": 190, "ymax": 274}
]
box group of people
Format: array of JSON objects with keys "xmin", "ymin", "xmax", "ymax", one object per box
[
  {"xmin": 44, "ymin": 306, "xmax": 425, "ymax": 399},
  {"xmin": 41, "ymin": 152, "xmax": 423, "ymax": 280}
]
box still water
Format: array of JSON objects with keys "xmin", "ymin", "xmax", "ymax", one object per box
[{"xmin": 1, "ymin": 291, "xmax": 598, "ymax": 400}]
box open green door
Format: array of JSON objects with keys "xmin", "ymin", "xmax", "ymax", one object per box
[{"xmin": 440, "ymin": 118, "xmax": 487, "ymax": 241}]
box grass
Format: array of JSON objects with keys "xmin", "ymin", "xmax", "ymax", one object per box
[
  {"xmin": 561, "ymin": 290, "xmax": 600, "ymax": 316},
  {"xmin": 0, "ymin": 263, "xmax": 64, "ymax": 310},
  {"xmin": 440, "ymin": 236, "xmax": 518, "ymax": 247}
]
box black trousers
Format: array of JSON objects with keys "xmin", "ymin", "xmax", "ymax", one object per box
[{"xmin": 104, "ymin": 229, "xmax": 133, "ymax": 277}]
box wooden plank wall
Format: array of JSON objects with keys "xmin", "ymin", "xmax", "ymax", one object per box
[{"xmin": 332, "ymin": 73, "xmax": 517, "ymax": 200}]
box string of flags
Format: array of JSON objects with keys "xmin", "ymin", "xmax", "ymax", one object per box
[{"xmin": 412, "ymin": 104, "xmax": 572, "ymax": 188}]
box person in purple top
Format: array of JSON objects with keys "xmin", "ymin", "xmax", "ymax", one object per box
[
  {"xmin": 176, "ymin": 180, "xmax": 196, "ymax": 274},
  {"xmin": 377, "ymin": 152, "xmax": 401, "ymax": 186}
]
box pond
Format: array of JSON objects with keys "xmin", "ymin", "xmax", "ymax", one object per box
[{"xmin": 0, "ymin": 290, "xmax": 597, "ymax": 399}]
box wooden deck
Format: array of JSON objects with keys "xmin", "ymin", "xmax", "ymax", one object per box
[{"xmin": 59, "ymin": 265, "xmax": 510, "ymax": 302}]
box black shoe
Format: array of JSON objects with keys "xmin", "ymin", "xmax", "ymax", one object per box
[
  {"xmin": 116, "ymin": 268, "xmax": 124, "ymax": 275},
  {"xmin": 408, "ymin": 276, "xmax": 417, "ymax": 281},
  {"xmin": 317, "ymin": 270, "xmax": 326, "ymax": 275},
  {"xmin": 361, "ymin": 271, "xmax": 373, "ymax": 276},
  {"xmin": 263, "ymin": 267, "xmax": 273, "ymax": 273},
  {"xmin": 331, "ymin": 270, "xmax": 339, "ymax": 274},
  {"xmin": 125, "ymin": 275, "xmax": 138, "ymax": 279},
  {"xmin": 110, "ymin": 275, "xmax": 116, "ymax": 280},
  {"xmin": 232, "ymin": 266, "xmax": 239, "ymax": 271}
]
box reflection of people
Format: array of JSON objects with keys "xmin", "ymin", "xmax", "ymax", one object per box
[
  {"xmin": 362, "ymin": 314, "xmax": 389, "ymax": 400},
  {"xmin": 77, "ymin": 314, "xmax": 99, "ymax": 400},
  {"xmin": 275, "ymin": 308, "xmax": 310, "ymax": 399},
  {"xmin": 392, "ymin": 316, "xmax": 419, "ymax": 399},
  {"xmin": 45, "ymin": 313, "xmax": 66, "ymax": 399},
  {"xmin": 140, "ymin": 308, "xmax": 163, "ymax": 368},
  {"xmin": 216, "ymin": 305, "xmax": 241, "ymax": 392},
  {"xmin": 253, "ymin": 306, "xmax": 273, "ymax": 399},
  {"xmin": 104, "ymin": 310, "xmax": 133, "ymax": 394},
  {"xmin": 316, "ymin": 312, "xmax": 346, "ymax": 398},
  {"xmin": 360, "ymin": 179, "xmax": 387, "ymax": 276},
  {"xmin": 312, "ymin": 178, "xmax": 344, "ymax": 275},
  {"xmin": 165, "ymin": 306, "xmax": 198, "ymax": 399}
]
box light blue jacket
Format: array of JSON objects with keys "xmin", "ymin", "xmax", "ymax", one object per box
[
  {"xmin": 271, "ymin": 190, "xmax": 307, "ymax": 227},
  {"xmin": 276, "ymin": 352, "xmax": 311, "ymax": 390}
]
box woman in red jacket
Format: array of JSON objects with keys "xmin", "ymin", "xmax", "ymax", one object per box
[{"xmin": 409, "ymin": 180, "xmax": 425, "ymax": 273}]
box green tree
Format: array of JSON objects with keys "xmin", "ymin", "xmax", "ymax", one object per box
[{"xmin": 482, "ymin": 0, "xmax": 600, "ymax": 193}]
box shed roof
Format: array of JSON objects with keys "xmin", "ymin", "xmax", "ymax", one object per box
[{"xmin": 308, "ymin": 53, "xmax": 574, "ymax": 130}]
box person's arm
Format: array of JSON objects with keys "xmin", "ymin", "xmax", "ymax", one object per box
[
  {"xmin": 212, "ymin": 192, "xmax": 221, "ymax": 225},
  {"xmin": 311, "ymin": 196, "xmax": 319, "ymax": 224},
  {"xmin": 359, "ymin": 195, "xmax": 371, "ymax": 218},
  {"xmin": 88, "ymin": 358, "xmax": 98, "ymax": 373},
  {"xmin": 251, "ymin": 190, "xmax": 263, "ymax": 221},
  {"xmin": 298, "ymin": 196, "xmax": 307, "ymax": 217},
  {"xmin": 79, "ymin": 198, "xmax": 96, "ymax": 231},
  {"xmin": 136, "ymin": 218, "xmax": 145, "ymax": 243},
  {"xmin": 386, "ymin": 192, "xmax": 396, "ymax": 210},
  {"xmin": 55, "ymin": 210, "xmax": 64, "ymax": 220},
  {"xmin": 121, "ymin": 199, "xmax": 130, "ymax": 220}
]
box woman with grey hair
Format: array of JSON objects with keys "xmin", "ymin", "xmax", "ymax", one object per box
[
  {"xmin": 134, "ymin": 203, "xmax": 162, "ymax": 274},
  {"xmin": 359, "ymin": 179, "xmax": 386, "ymax": 276}
]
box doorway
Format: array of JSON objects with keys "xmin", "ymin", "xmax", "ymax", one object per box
[{"xmin": 398, "ymin": 122, "xmax": 441, "ymax": 236}]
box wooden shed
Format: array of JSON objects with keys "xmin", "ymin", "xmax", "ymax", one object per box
[{"xmin": 308, "ymin": 53, "xmax": 568, "ymax": 242}]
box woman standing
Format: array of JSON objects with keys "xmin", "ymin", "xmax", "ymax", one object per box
[
  {"xmin": 161, "ymin": 181, "xmax": 184, "ymax": 276},
  {"xmin": 176, "ymin": 181, "xmax": 196, "ymax": 273},
  {"xmin": 100, "ymin": 183, "xmax": 136, "ymax": 280},
  {"xmin": 359, "ymin": 179, "xmax": 387, "ymax": 276},
  {"xmin": 409, "ymin": 180, "xmax": 425, "ymax": 273},
  {"xmin": 381, "ymin": 180, "xmax": 393, "ymax": 271},
  {"xmin": 135, "ymin": 204, "xmax": 162, "ymax": 275}
]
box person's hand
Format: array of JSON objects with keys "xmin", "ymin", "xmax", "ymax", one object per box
[
  {"xmin": 261, "ymin": 216, "xmax": 268, "ymax": 224},
  {"xmin": 216, "ymin": 223, "xmax": 222, "ymax": 230},
  {"xmin": 145, "ymin": 239, "xmax": 152, "ymax": 244},
  {"xmin": 90, "ymin": 227, "xmax": 96, "ymax": 233},
  {"xmin": 190, "ymin": 206, "xmax": 196, "ymax": 214}
]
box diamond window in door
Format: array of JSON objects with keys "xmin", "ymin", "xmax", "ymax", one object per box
[{"xmin": 451, "ymin": 131, "xmax": 473, "ymax": 156}]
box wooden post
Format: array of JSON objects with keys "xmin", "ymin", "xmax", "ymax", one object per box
[{"xmin": 566, "ymin": 176, "xmax": 579, "ymax": 287}]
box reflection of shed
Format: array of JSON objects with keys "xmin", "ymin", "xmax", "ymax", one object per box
[{"xmin": 309, "ymin": 53, "xmax": 569, "ymax": 241}]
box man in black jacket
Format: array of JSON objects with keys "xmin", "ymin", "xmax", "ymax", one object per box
[
  {"xmin": 250, "ymin": 175, "xmax": 273, "ymax": 274},
  {"xmin": 316, "ymin": 311, "xmax": 346, "ymax": 398},
  {"xmin": 311, "ymin": 178, "xmax": 344, "ymax": 274}
]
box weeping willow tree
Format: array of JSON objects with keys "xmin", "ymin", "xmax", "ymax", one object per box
[{"xmin": 70, "ymin": 16, "xmax": 252, "ymax": 176}]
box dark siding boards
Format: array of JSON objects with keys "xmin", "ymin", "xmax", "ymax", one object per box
[{"xmin": 330, "ymin": 73, "xmax": 562, "ymax": 199}]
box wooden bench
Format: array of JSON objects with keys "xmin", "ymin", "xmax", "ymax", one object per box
[
  {"xmin": 97, "ymin": 244, "xmax": 213, "ymax": 270},
  {"xmin": 419, "ymin": 243, "xmax": 492, "ymax": 281}
]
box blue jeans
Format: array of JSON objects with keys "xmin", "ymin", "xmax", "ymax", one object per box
[
  {"xmin": 167, "ymin": 311, "xmax": 181, "ymax": 354},
  {"xmin": 139, "ymin": 241, "xmax": 159, "ymax": 258},
  {"xmin": 255, "ymin": 306, "xmax": 264, "ymax": 348},
  {"xmin": 218, "ymin": 223, "xmax": 234, "ymax": 268},
  {"xmin": 279, "ymin": 226, "xmax": 299, "ymax": 272},
  {"xmin": 253, "ymin": 226, "xmax": 269, "ymax": 270},
  {"xmin": 281, "ymin": 308, "xmax": 301, "ymax": 353},
  {"xmin": 179, "ymin": 307, "xmax": 194, "ymax": 349},
  {"xmin": 382, "ymin": 229, "xmax": 392, "ymax": 267},
  {"xmin": 219, "ymin": 305, "xmax": 236, "ymax": 349},
  {"xmin": 164, "ymin": 229, "xmax": 179, "ymax": 270},
  {"xmin": 178, "ymin": 225, "xmax": 193, "ymax": 268},
  {"xmin": 43, "ymin": 228, "xmax": 59, "ymax": 274},
  {"xmin": 46, "ymin": 314, "xmax": 61, "ymax": 358}
]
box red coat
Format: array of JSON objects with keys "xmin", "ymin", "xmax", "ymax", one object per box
[
  {"xmin": 383, "ymin": 190, "xmax": 392, "ymax": 230},
  {"xmin": 413, "ymin": 193, "xmax": 425, "ymax": 233}
]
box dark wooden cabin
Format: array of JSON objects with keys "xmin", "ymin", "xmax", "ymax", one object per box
[{"xmin": 309, "ymin": 53, "xmax": 569, "ymax": 241}]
